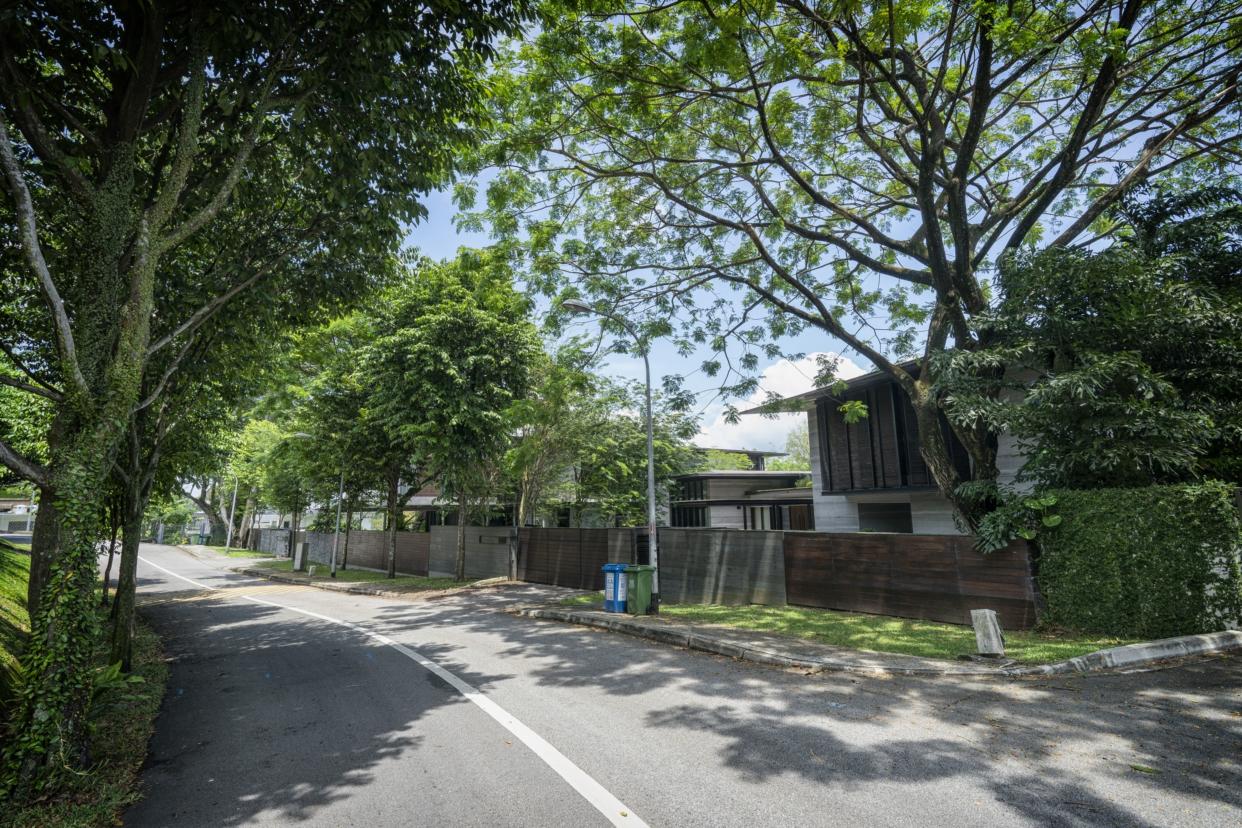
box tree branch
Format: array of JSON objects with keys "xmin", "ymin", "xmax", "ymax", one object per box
[
  {"xmin": 0, "ymin": 437, "xmax": 48, "ymax": 487},
  {"xmin": 0, "ymin": 340, "xmax": 62, "ymax": 397},
  {"xmin": 157, "ymin": 65, "xmax": 280, "ymax": 252},
  {"xmin": 0, "ymin": 373, "xmax": 63, "ymax": 402},
  {"xmin": 0, "ymin": 117, "xmax": 90, "ymax": 400}
]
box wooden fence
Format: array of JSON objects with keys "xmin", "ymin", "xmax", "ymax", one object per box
[
  {"xmin": 428, "ymin": 525, "xmax": 513, "ymax": 579},
  {"xmin": 658, "ymin": 529, "xmax": 787, "ymax": 606},
  {"xmin": 301, "ymin": 529, "xmax": 430, "ymax": 575},
  {"xmin": 518, "ymin": 528, "xmax": 636, "ymax": 590},
  {"xmin": 280, "ymin": 524, "xmax": 1040, "ymax": 629},
  {"xmin": 783, "ymin": 533, "xmax": 1039, "ymax": 629}
]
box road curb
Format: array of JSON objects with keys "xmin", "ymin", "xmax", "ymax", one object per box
[
  {"xmin": 1008, "ymin": 630, "xmax": 1242, "ymax": 676},
  {"xmin": 511, "ymin": 607, "xmax": 1242, "ymax": 679}
]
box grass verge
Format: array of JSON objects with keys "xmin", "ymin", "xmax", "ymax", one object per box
[
  {"xmin": 557, "ymin": 592, "xmax": 1134, "ymax": 664},
  {"xmin": 219, "ymin": 547, "xmax": 274, "ymax": 558},
  {"xmin": 250, "ymin": 559, "xmax": 469, "ymax": 591},
  {"xmin": 1, "ymin": 554, "xmax": 169, "ymax": 827}
]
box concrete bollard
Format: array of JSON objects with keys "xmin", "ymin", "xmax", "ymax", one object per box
[
  {"xmin": 293, "ymin": 541, "xmax": 309, "ymax": 571},
  {"xmin": 971, "ymin": 609, "xmax": 1005, "ymax": 657}
]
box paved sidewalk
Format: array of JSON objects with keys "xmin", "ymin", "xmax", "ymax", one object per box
[
  {"xmin": 513, "ymin": 605, "xmax": 1242, "ymax": 679},
  {"xmin": 184, "ymin": 546, "xmax": 1242, "ymax": 680}
]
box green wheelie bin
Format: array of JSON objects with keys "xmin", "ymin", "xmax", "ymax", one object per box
[{"xmin": 625, "ymin": 564, "xmax": 655, "ymax": 615}]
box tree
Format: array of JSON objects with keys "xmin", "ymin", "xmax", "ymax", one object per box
[
  {"xmin": 505, "ymin": 344, "xmax": 610, "ymax": 526},
  {"xmin": 143, "ymin": 494, "xmax": 194, "ymax": 544},
  {"xmin": 768, "ymin": 421, "xmax": 811, "ymax": 472},
  {"xmin": 701, "ymin": 450, "xmax": 756, "ymax": 471},
  {"xmin": 0, "ymin": 2, "xmax": 527, "ymax": 790},
  {"xmin": 469, "ymin": 0, "xmax": 1242, "ymax": 528},
  {"xmin": 295, "ymin": 311, "xmax": 423, "ymax": 578},
  {"xmin": 942, "ymin": 187, "xmax": 1242, "ymax": 492},
  {"xmin": 572, "ymin": 388, "xmax": 701, "ymax": 525},
  {"xmin": 364, "ymin": 252, "xmax": 539, "ymax": 579}
]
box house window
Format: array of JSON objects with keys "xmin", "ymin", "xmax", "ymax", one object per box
[
  {"xmin": 671, "ymin": 506, "xmax": 707, "ymax": 527},
  {"xmin": 857, "ymin": 501, "xmax": 913, "ymax": 533},
  {"xmin": 746, "ymin": 506, "xmax": 770, "ymax": 530},
  {"xmin": 675, "ymin": 479, "xmax": 705, "ymax": 501}
]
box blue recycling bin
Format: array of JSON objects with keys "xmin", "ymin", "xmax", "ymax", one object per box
[{"xmin": 602, "ymin": 563, "xmax": 629, "ymax": 612}]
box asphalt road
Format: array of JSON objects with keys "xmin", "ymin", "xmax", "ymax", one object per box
[{"xmin": 124, "ymin": 544, "xmax": 1241, "ymax": 827}]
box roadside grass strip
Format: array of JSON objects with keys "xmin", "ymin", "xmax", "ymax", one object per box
[
  {"xmin": 250, "ymin": 558, "xmax": 468, "ymax": 591},
  {"xmin": 1, "ymin": 555, "xmax": 169, "ymax": 828},
  {"xmin": 139, "ymin": 555, "xmax": 647, "ymax": 827},
  {"xmin": 558, "ymin": 592, "xmax": 1133, "ymax": 664}
]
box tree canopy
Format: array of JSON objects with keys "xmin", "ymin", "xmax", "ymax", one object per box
[
  {"xmin": 942, "ymin": 187, "xmax": 1242, "ymax": 491},
  {"xmin": 466, "ymin": 0, "xmax": 1242, "ymax": 524},
  {"xmin": 0, "ymin": 0, "xmax": 529, "ymax": 796}
]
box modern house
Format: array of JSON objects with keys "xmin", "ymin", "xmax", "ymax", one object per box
[
  {"xmin": 668, "ymin": 469, "xmax": 814, "ymax": 530},
  {"xmin": 0, "ymin": 494, "xmax": 36, "ymax": 535},
  {"xmin": 745, "ymin": 363, "xmax": 1023, "ymax": 535}
]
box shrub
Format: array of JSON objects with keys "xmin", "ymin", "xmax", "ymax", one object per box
[{"xmin": 1037, "ymin": 482, "xmax": 1242, "ymax": 638}]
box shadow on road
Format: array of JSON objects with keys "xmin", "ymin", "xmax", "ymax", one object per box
[
  {"xmin": 129, "ymin": 575, "xmax": 514, "ymax": 826},
  {"xmin": 368, "ymin": 586, "xmax": 1242, "ymax": 826},
  {"xmin": 130, "ymin": 566, "xmax": 1241, "ymax": 827}
]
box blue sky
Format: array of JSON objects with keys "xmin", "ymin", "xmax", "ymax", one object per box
[{"xmin": 404, "ymin": 188, "xmax": 865, "ymax": 452}]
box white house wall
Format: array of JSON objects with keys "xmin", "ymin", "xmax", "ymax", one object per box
[
  {"xmin": 708, "ymin": 504, "xmax": 745, "ymax": 529},
  {"xmin": 706, "ymin": 478, "xmax": 766, "ymax": 500}
]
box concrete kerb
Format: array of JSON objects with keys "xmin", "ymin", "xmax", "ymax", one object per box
[
  {"xmin": 1011, "ymin": 630, "xmax": 1242, "ymax": 676},
  {"xmin": 511, "ymin": 606, "xmax": 1242, "ymax": 679}
]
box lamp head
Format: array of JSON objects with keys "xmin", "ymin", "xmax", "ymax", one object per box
[{"xmin": 560, "ymin": 299, "xmax": 595, "ymax": 315}]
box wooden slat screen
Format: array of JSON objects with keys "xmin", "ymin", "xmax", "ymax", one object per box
[
  {"xmin": 783, "ymin": 533, "xmax": 1039, "ymax": 629},
  {"xmin": 518, "ymin": 527, "xmax": 636, "ymax": 590},
  {"xmin": 817, "ymin": 381, "xmax": 967, "ymax": 493}
]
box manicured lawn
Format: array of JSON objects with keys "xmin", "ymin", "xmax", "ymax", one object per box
[
  {"xmin": 250, "ymin": 559, "xmax": 468, "ymax": 591},
  {"xmin": 220, "ymin": 546, "xmax": 275, "ymax": 558},
  {"xmin": 0, "ymin": 550, "xmax": 169, "ymax": 827},
  {"xmin": 558, "ymin": 592, "xmax": 1134, "ymax": 664}
]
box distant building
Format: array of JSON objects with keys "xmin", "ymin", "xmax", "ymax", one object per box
[
  {"xmin": 745, "ymin": 362, "xmax": 1024, "ymax": 534},
  {"xmin": 692, "ymin": 446, "xmax": 786, "ymax": 471},
  {"xmin": 668, "ymin": 469, "xmax": 813, "ymax": 530},
  {"xmin": 0, "ymin": 494, "xmax": 36, "ymax": 534}
]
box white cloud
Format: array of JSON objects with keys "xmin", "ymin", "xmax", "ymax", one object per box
[{"xmin": 695, "ymin": 352, "xmax": 866, "ymax": 452}]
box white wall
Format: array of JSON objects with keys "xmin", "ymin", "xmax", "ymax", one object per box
[
  {"xmin": 909, "ymin": 493, "xmax": 964, "ymax": 535},
  {"xmin": 708, "ymin": 504, "xmax": 745, "ymax": 529}
]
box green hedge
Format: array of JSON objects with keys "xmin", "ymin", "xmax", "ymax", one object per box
[{"xmin": 1038, "ymin": 482, "xmax": 1242, "ymax": 638}]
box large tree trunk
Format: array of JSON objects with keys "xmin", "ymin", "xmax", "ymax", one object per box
[
  {"xmin": 386, "ymin": 472, "xmax": 399, "ymax": 578},
  {"xmin": 109, "ymin": 483, "xmax": 147, "ymax": 672},
  {"xmin": 26, "ymin": 484, "xmax": 60, "ymax": 618},
  {"xmin": 13, "ymin": 415, "xmax": 136, "ymax": 790},
  {"xmin": 908, "ymin": 378, "xmax": 999, "ymax": 530},
  {"xmin": 237, "ymin": 493, "xmax": 256, "ymax": 548},
  {"xmin": 455, "ymin": 491, "xmax": 467, "ymax": 581},
  {"xmin": 188, "ymin": 479, "xmax": 228, "ymax": 545}
]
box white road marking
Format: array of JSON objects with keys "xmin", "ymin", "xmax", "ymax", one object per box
[{"xmin": 138, "ymin": 554, "xmax": 647, "ymax": 827}]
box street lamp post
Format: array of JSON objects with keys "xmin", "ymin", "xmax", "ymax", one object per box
[
  {"xmin": 562, "ymin": 299, "xmax": 660, "ymax": 613},
  {"xmin": 330, "ymin": 467, "xmax": 344, "ymax": 577},
  {"xmin": 224, "ymin": 476, "xmax": 239, "ymax": 551}
]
